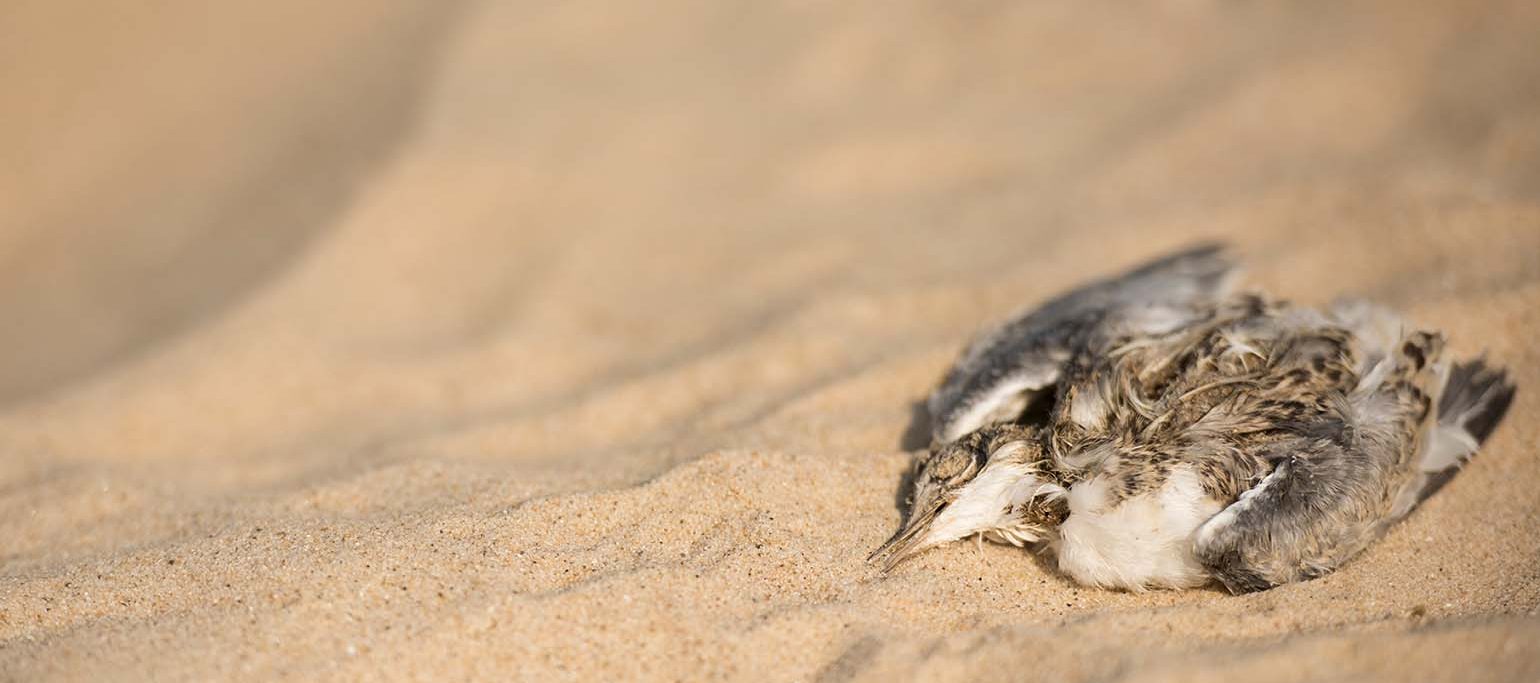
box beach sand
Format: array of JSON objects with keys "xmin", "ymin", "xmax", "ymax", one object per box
[{"xmin": 2, "ymin": 0, "xmax": 1538, "ymax": 680}]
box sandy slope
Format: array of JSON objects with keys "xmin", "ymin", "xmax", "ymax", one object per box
[{"xmin": 2, "ymin": 0, "xmax": 1539, "ymax": 680}]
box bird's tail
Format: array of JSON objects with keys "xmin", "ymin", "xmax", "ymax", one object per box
[{"xmin": 1393, "ymin": 359, "xmax": 1516, "ymax": 515}]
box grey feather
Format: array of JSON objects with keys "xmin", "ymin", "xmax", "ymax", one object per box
[
  {"xmin": 1394, "ymin": 359, "xmax": 1516, "ymax": 514},
  {"xmin": 927, "ymin": 244, "xmax": 1238, "ymax": 444}
]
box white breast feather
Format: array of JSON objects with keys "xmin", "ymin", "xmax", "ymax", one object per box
[{"xmin": 1056, "ymin": 466, "xmax": 1222, "ymax": 591}]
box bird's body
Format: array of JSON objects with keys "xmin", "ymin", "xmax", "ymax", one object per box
[{"xmin": 873, "ymin": 246, "xmax": 1515, "ymax": 592}]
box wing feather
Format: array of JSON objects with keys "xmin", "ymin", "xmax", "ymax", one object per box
[{"xmin": 928, "ymin": 244, "xmax": 1238, "ymax": 443}]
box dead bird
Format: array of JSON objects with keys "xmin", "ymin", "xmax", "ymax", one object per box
[{"xmin": 870, "ymin": 245, "xmax": 1515, "ymax": 592}]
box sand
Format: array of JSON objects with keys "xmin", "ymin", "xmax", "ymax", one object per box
[{"xmin": 2, "ymin": 0, "xmax": 1539, "ymax": 680}]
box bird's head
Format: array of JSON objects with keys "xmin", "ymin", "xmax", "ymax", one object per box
[{"xmin": 868, "ymin": 425, "xmax": 1062, "ymax": 572}]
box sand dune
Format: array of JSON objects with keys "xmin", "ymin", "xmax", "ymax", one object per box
[{"xmin": 2, "ymin": 0, "xmax": 1538, "ymax": 680}]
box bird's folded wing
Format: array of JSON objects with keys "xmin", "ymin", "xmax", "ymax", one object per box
[
  {"xmin": 928, "ymin": 243, "xmax": 1239, "ymax": 444},
  {"xmin": 1190, "ymin": 414, "xmax": 1426, "ymax": 594}
]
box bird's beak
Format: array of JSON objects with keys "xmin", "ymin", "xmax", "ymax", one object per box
[{"xmin": 867, "ymin": 500, "xmax": 944, "ymax": 573}]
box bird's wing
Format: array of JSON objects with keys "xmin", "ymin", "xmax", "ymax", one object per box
[
  {"xmin": 1191, "ymin": 322, "xmax": 1513, "ymax": 593},
  {"xmin": 1190, "ymin": 437, "xmax": 1384, "ymax": 593},
  {"xmin": 927, "ymin": 243, "xmax": 1238, "ymax": 444}
]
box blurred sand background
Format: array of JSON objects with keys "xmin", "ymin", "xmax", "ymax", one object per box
[{"xmin": 2, "ymin": 0, "xmax": 1539, "ymax": 680}]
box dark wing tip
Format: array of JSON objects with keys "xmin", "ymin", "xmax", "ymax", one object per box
[{"xmin": 1439, "ymin": 359, "xmax": 1517, "ymax": 445}]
